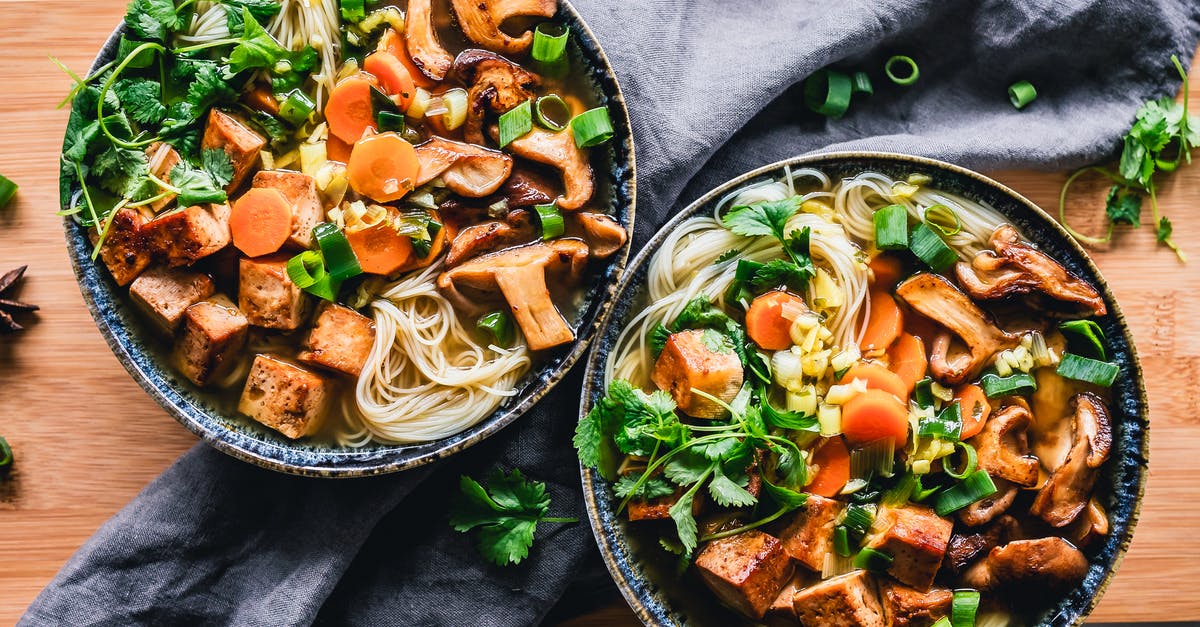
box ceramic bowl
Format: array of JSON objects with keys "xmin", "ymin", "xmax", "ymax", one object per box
[
  {"xmin": 580, "ymin": 152, "xmax": 1147, "ymax": 626},
  {"xmin": 61, "ymin": 2, "xmax": 635, "ymax": 477}
]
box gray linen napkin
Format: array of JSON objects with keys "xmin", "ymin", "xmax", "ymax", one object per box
[{"xmin": 22, "ymin": 0, "xmax": 1200, "ymax": 625}]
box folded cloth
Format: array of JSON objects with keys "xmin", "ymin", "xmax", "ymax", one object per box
[{"xmin": 22, "ymin": 0, "xmax": 1200, "ymax": 625}]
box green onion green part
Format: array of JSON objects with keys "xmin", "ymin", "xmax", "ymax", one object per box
[
  {"xmin": 874, "ymin": 204, "xmax": 909, "ymax": 250},
  {"xmin": 885, "ymin": 55, "xmax": 920, "ymax": 85},
  {"xmin": 534, "ymin": 94, "xmax": 571, "ymax": 131},
  {"xmin": 919, "ymin": 401, "xmax": 963, "ymax": 441},
  {"xmin": 498, "ymin": 99, "xmax": 533, "ymax": 148},
  {"xmin": 340, "ymin": 0, "xmax": 365, "ymax": 22},
  {"xmin": 376, "ymin": 110, "xmax": 405, "ymax": 133},
  {"xmin": 852, "ymin": 71, "xmax": 874, "ymax": 96},
  {"xmin": 278, "ymin": 90, "xmax": 316, "ymax": 126},
  {"xmin": 1008, "ymin": 80, "xmax": 1038, "ymax": 109},
  {"xmin": 841, "ymin": 503, "xmax": 875, "ymax": 535},
  {"xmin": 1056, "ymin": 353, "xmax": 1119, "ymax": 387},
  {"xmin": 804, "ymin": 69, "xmax": 854, "ymax": 118},
  {"xmin": 951, "ymin": 589, "xmax": 981, "ymax": 627},
  {"xmin": 853, "ymin": 547, "xmax": 894, "ymax": 572},
  {"xmin": 924, "ymin": 204, "xmax": 962, "ymax": 236},
  {"xmin": 883, "ymin": 472, "xmax": 919, "ymax": 507},
  {"xmin": 1059, "ymin": 319, "xmax": 1108, "ymax": 360},
  {"xmin": 286, "ymin": 250, "xmax": 326, "ymax": 289},
  {"xmin": 934, "ymin": 470, "xmax": 998, "ymax": 516},
  {"xmin": 0, "ymin": 175, "xmax": 17, "ymax": 210},
  {"xmin": 570, "ymin": 107, "xmax": 614, "ymax": 148},
  {"xmin": 534, "ymin": 203, "xmax": 565, "ymax": 240},
  {"xmin": 913, "ymin": 377, "xmax": 935, "ymax": 409},
  {"xmin": 943, "ymin": 442, "xmax": 978, "ymax": 480},
  {"xmin": 979, "ymin": 371, "xmax": 1037, "ymax": 398},
  {"xmin": 531, "ymin": 23, "xmax": 570, "ymax": 64},
  {"xmin": 477, "ymin": 311, "xmax": 515, "ymax": 347},
  {"xmin": 833, "ymin": 525, "xmax": 851, "ymax": 557},
  {"xmin": 313, "ymin": 222, "xmax": 363, "ymax": 282},
  {"xmin": 909, "ymin": 222, "xmax": 958, "ymax": 271},
  {"xmin": 0, "ymin": 435, "xmax": 12, "ymax": 474},
  {"xmin": 932, "ymin": 617, "xmax": 952, "ymax": 627}
]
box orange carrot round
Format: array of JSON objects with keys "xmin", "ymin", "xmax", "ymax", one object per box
[
  {"xmin": 955, "ymin": 384, "xmax": 991, "ymax": 440},
  {"xmin": 229, "ymin": 188, "xmax": 293, "ymax": 257},
  {"xmin": 325, "ymin": 74, "xmax": 377, "ymax": 144},
  {"xmin": 841, "ymin": 363, "xmax": 908, "ymax": 404},
  {"xmin": 861, "ymin": 290, "xmax": 903, "ymax": 352},
  {"xmin": 887, "ymin": 332, "xmax": 928, "ymax": 393},
  {"xmin": 347, "ymin": 132, "xmax": 419, "ymax": 202},
  {"xmin": 807, "ymin": 436, "xmax": 850, "ymax": 497},
  {"xmin": 868, "ymin": 252, "xmax": 907, "ymax": 290},
  {"xmin": 378, "ymin": 28, "xmax": 437, "ymax": 89},
  {"xmin": 346, "ymin": 222, "xmax": 414, "ymax": 275},
  {"xmin": 746, "ymin": 290, "xmax": 807, "ymax": 350},
  {"xmin": 364, "ymin": 52, "xmax": 415, "ymax": 110},
  {"xmin": 840, "ymin": 388, "xmax": 910, "ymax": 446}
]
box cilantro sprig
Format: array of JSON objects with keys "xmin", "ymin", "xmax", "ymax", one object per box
[
  {"xmin": 449, "ymin": 469, "xmax": 578, "ymax": 567},
  {"xmin": 719, "ymin": 198, "xmax": 816, "ymax": 302},
  {"xmin": 648, "ymin": 296, "xmax": 772, "ymax": 385}
]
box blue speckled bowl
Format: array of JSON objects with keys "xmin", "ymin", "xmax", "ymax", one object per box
[
  {"xmin": 581, "ymin": 153, "xmax": 1147, "ymax": 626},
  {"xmin": 61, "ymin": 2, "xmax": 635, "ymax": 477}
]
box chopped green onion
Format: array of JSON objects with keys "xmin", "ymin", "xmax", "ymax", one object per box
[
  {"xmin": 849, "ymin": 438, "xmax": 896, "ymax": 480},
  {"xmin": 1059, "ymin": 319, "xmax": 1107, "ymax": 360},
  {"xmin": 804, "ymin": 69, "xmax": 853, "ymax": 119},
  {"xmin": 885, "ymin": 55, "xmax": 920, "ymax": 85},
  {"xmin": 932, "ymin": 618, "xmax": 952, "ymax": 627},
  {"xmin": 377, "ymin": 110, "xmax": 405, "ymax": 133},
  {"xmin": 833, "ymin": 525, "xmax": 851, "ymax": 557},
  {"xmin": 943, "ymin": 442, "xmax": 978, "ymax": 480},
  {"xmin": 0, "ymin": 435, "xmax": 12, "ymax": 474},
  {"xmin": 913, "ymin": 377, "xmax": 935, "ymax": 409},
  {"xmin": 477, "ymin": 311, "xmax": 515, "ymax": 347},
  {"xmin": 534, "ymin": 95, "xmax": 571, "ymax": 131},
  {"xmin": 924, "ymin": 204, "xmax": 962, "ymax": 236},
  {"xmin": 933, "ymin": 470, "xmax": 998, "ymax": 516},
  {"xmin": 883, "ymin": 472, "xmax": 919, "ymax": 507},
  {"xmin": 873, "ymin": 204, "xmax": 909, "ymax": 250},
  {"xmin": 1057, "ymin": 353, "xmax": 1119, "ymax": 387},
  {"xmin": 287, "ymin": 250, "xmax": 326, "ymax": 289},
  {"xmin": 534, "ymin": 203, "xmax": 565, "ymax": 240},
  {"xmin": 852, "ymin": 71, "xmax": 873, "ymax": 96},
  {"xmin": 951, "ymin": 589, "xmax": 981, "ymax": 627},
  {"xmin": 118, "ymin": 35, "xmax": 155, "ymax": 69},
  {"xmin": 918, "ymin": 401, "xmax": 963, "ymax": 440},
  {"xmin": 340, "ymin": 0, "xmax": 365, "ymax": 22},
  {"xmin": 531, "ymin": 23, "xmax": 569, "ymax": 64},
  {"xmin": 841, "ymin": 503, "xmax": 875, "ymax": 536},
  {"xmin": 853, "ymin": 547, "xmax": 894, "ymax": 572},
  {"xmin": 1008, "ymin": 80, "xmax": 1037, "ymax": 109},
  {"xmin": 498, "ymin": 99, "xmax": 533, "ymax": 148},
  {"xmin": 570, "ymin": 107, "xmax": 614, "ymax": 148},
  {"xmin": 0, "ymin": 175, "xmax": 17, "ymax": 209},
  {"xmin": 278, "ymin": 90, "xmax": 316, "ymax": 126},
  {"xmin": 313, "ymin": 222, "xmax": 363, "ymax": 282},
  {"xmin": 370, "ymin": 84, "xmax": 399, "ymax": 118},
  {"xmin": 909, "ymin": 222, "xmax": 958, "ymax": 271},
  {"xmin": 979, "ymin": 372, "xmax": 1037, "ymax": 398},
  {"xmin": 913, "ymin": 475, "xmax": 940, "ymax": 501},
  {"xmin": 410, "ymin": 219, "xmax": 442, "ymax": 258}
]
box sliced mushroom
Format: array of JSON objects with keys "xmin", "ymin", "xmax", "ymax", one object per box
[
  {"xmin": 1030, "ymin": 392, "xmax": 1112, "ymax": 527},
  {"xmin": 961, "ymin": 537, "xmax": 1088, "ymax": 596},
  {"xmin": 570, "ymin": 212, "xmax": 627, "ymax": 259},
  {"xmin": 414, "ymin": 136, "xmax": 513, "ymax": 197},
  {"xmin": 445, "ymin": 218, "xmax": 538, "ymax": 266},
  {"xmin": 450, "ymin": 0, "xmax": 556, "ymax": 55},
  {"xmin": 437, "ymin": 238, "xmax": 589, "ymax": 350},
  {"xmin": 970, "ymin": 404, "xmax": 1040, "ymax": 487},
  {"xmin": 492, "ymin": 167, "xmax": 556, "ymax": 209},
  {"xmin": 405, "ymin": 0, "xmax": 453, "ymax": 81},
  {"xmin": 943, "ymin": 514, "xmax": 1020, "ymax": 575},
  {"xmin": 453, "ymin": 49, "xmax": 541, "ymax": 145},
  {"xmin": 957, "ymin": 477, "xmax": 1018, "ymax": 527},
  {"xmin": 956, "ymin": 225, "xmax": 1107, "ymax": 317},
  {"xmin": 501, "ymin": 126, "xmax": 594, "ymax": 210},
  {"xmin": 894, "ymin": 273, "xmax": 1020, "ymax": 385},
  {"xmin": 1066, "ymin": 496, "xmax": 1110, "ymax": 547}
]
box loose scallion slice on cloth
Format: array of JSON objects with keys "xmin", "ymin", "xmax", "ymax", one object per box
[
  {"xmin": 804, "ymin": 69, "xmax": 853, "ymax": 118},
  {"xmin": 531, "ymin": 23, "xmax": 569, "ymax": 63},
  {"xmin": 1008, "ymin": 80, "xmax": 1037, "ymax": 109},
  {"xmin": 1057, "ymin": 352, "xmax": 1119, "ymax": 386},
  {"xmin": 570, "ymin": 107, "xmax": 614, "ymax": 147},
  {"xmin": 499, "ymin": 99, "xmax": 533, "ymax": 148},
  {"xmin": 874, "ymin": 204, "xmax": 909, "ymax": 249},
  {"xmin": 852, "ymin": 71, "xmax": 873, "ymax": 95},
  {"xmin": 535, "ymin": 203, "xmax": 565, "ymax": 239},
  {"xmin": 885, "ymin": 55, "xmax": 920, "ymax": 85}
]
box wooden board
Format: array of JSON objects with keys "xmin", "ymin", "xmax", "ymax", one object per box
[{"xmin": 0, "ymin": 2, "xmax": 1196, "ymax": 623}]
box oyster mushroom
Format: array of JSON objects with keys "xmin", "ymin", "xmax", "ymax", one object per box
[
  {"xmin": 437, "ymin": 238, "xmax": 589, "ymax": 350},
  {"xmin": 1030, "ymin": 392, "xmax": 1112, "ymax": 527},
  {"xmin": 405, "ymin": 0, "xmax": 453, "ymax": 81},
  {"xmin": 414, "ymin": 136, "xmax": 513, "ymax": 197},
  {"xmin": 570, "ymin": 212, "xmax": 627, "ymax": 258},
  {"xmin": 956, "ymin": 225, "xmax": 1107, "ymax": 317},
  {"xmin": 500, "ymin": 126, "xmax": 595, "ymax": 210},
  {"xmin": 970, "ymin": 404, "xmax": 1040, "ymax": 487},
  {"xmin": 453, "ymin": 49, "xmax": 541, "ymax": 145},
  {"xmin": 894, "ymin": 273, "xmax": 1020, "ymax": 385},
  {"xmin": 957, "ymin": 477, "xmax": 1018, "ymax": 527},
  {"xmin": 961, "ymin": 537, "xmax": 1088, "ymax": 597},
  {"xmin": 450, "ymin": 0, "xmax": 556, "ymax": 55},
  {"xmin": 445, "ymin": 218, "xmax": 538, "ymax": 266}
]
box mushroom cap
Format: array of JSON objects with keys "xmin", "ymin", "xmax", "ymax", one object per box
[
  {"xmin": 453, "ymin": 49, "xmax": 541, "ymax": 145},
  {"xmin": 450, "ymin": 0, "xmax": 556, "ymax": 55},
  {"xmin": 501, "ymin": 126, "xmax": 595, "ymax": 210},
  {"xmin": 414, "ymin": 136, "xmax": 514, "ymax": 197},
  {"xmin": 961, "ymin": 537, "xmax": 1089, "ymax": 596},
  {"xmin": 405, "ymin": 0, "xmax": 453, "ymax": 81},
  {"xmin": 970, "ymin": 404, "xmax": 1040, "ymax": 487},
  {"xmin": 571, "ymin": 212, "xmax": 627, "ymax": 259},
  {"xmin": 1030, "ymin": 392, "xmax": 1113, "ymax": 527}
]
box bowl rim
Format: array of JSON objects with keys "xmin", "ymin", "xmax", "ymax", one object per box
[
  {"xmin": 579, "ymin": 150, "xmax": 1149, "ymax": 626},
  {"xmin": 61, "ymin": 0, "xmax": 637, "ymax": 477}
]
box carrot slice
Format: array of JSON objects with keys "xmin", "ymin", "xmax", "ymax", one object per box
[
  {"xmin": 955, "ymin": 384, "xmax": 991, "ymax": 440},
  {"xmin": 841, "ymin": 388, "xmax": 909, "ymax": 446},
  {"xmin": 868, "ymin": 252, "xmax": 907, "ymax": 290},
  {"xmin": 346, "ymin": 221, "xmax": 414, "ymax": 275},
  {"xmin": 363, "ymin": 52, "xmax": 415, "ymax": 110},
  {"xmin": 861, "ymin": 290, "xmax": 903, "ymax": 352},
  {"xmin": 887, "ymin": 332, "xmax": 928, "ymax": 393},
  {"xmin": 745, "ymin": 290, "xmax": 807, "ymax": 350},
  {"xmin": 326, "ymin": 134, "xmax": 353, "ymax": 164},
  {"xmin": 325, "ymin": 74, "xmax": 377, "ymax": 144},
  {"xmin": 807, "ymin": 436, "xmax": 850, "ymax": 497},
  {"xmin": 347, "ymin": 132, "xmax": 419, "ymax": 202},
  {"xmin": 378, "ymin": 27, "xmax": 437, "ymax": 89},
  {"xmin": 841, "ymin": 363, "xmax": 908, "ymax": 404},
  {"xmin": 229, "ymin": 188, "xmax": 293, "ymax": 257}
]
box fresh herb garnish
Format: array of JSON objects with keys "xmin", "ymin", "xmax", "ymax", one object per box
[
  {"xmin": 449, "ymin": 469, "xmax": 578, "ymax": 567},
  {"xmin": 720, "ymin": 198, "xmax": 815, "ymax": 301}
]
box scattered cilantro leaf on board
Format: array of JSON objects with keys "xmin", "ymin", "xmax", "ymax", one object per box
[
  {"xmin": 449, "ymin": 469, "xmax": 578, "ymax": 567},
  {"xmin": 1103, "ymin": 185, "xmax": 1142, "ymax": 227}
]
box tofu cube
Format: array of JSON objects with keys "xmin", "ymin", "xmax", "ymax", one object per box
[
  {"xmin": 626, "ymin": 486, "xmax": 703, "ymax": 522},
  {"xmin": 879, "ymin": 581, "xmax": 953, "ymax": 627},
  {"xmin": 91, "ymin": 207, "xmax": 151, "ymax": 286},
  {"xmin": 778, "ymin": 494, "xmax": 843, "ymax": 571},
  {"xmin": 145, "ymin": 204, "xmax": 231, "ymax": 266},
  {"xmin": 252, "ymin": 170, "xmax": 325, "ymax": 249},
  {"xmin": 239, "ymin": 254, "xmax": 311, "ymax": 330},
  {"xmin": 128, "ymin": 266, "xmax": 215, "ymax": 333},
  {"xmin": 174, "ymin": 295, "xmax": 248, "ymax": 386},
  {"xmin": 202, "ymin": 109, "xmax": 266, "ymax": 191},
  {"xmin": 145, "ymin": 142, "xmax": 181, "ymax": 213},
  {"xmin": 865, "ymin": 505, "xmax": 953, "ymax": 591},
  {"xmin": 297, "ymin": 303, "xmax": 376, "ymax": 377},
  {"xmin": 651, "ymin": 329, "xmax": 744, "ymax": 419},
  {"xmin": 695, "ymin": 530, "xmax": 794, "ymax": 620},
  {"xmin": 238, "ymin": 354, "xmax": 331, "ymax": 439},
  {"xmin": 763, "ymin": 574, "xmax": 806, "ymax": 627},
  {"xmin": 791, "ymin": 570, "xmax": 886, "ymax": 627}
]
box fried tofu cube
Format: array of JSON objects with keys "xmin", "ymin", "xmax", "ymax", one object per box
[
  {"xmin": 238, "ymin": 354, "xmax": 331, "ymax": 439},
  {"xmin": 297, "ymin": 303, "xmax": 376, "ymax": 377},
  {"xmin": 865, "ymin": 505, "xmax": 953, "ymax": 591},
  {"xmin": 174, "ymin": 295, "xmax": 248, "ymax": 386},
  {"xmin": 626, "ymin": 486, "xmax": 703, "ymax": 522},
  {"xmin": 695, "ymin": 530, "xmax": 794, "ymax": 620},
  {"xmin": 763, "ymin": 574, "xmax": 806, "ymax": 627},
  {"xmin": 779, "ymin": 494, "xmax": 843, "ymax": 571},
  {"xmin": 879, "ymin": 582, "xmax": 953, "ymax": 627},
  {"xmin": 144, "ymin": 204, "xmax": 231, "ymax": 266},
  {"xmin": 90, "ymin": 207, "xmax": 151, "ymax": 286},
  {"xmin": 145, "ymin": 142, "xmax": 181, "ymax": 213},
  {"xmin": 252, "ymin": 170, "xmax": 324, "ymax": 249},
  {"xmin": 651, "ymin": 329, "xmax": 743, "ymax": 419},
  {"xmin": 202, "ymin": 109, "xmax": 265, "ymax": 191},
  {"xmin": 239, "ymin": 254, "xmax": 311, "ymax": 330},
  {"xmin": 128, "ymin": 266, "xmax": 215, "ymax": 333},
  {"xmin": 791, "ymin": 570, "xmax": 886, "ymax": 627}
]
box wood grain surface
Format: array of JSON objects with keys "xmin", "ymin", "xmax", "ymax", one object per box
[{"xmin": 0, "ymin": 2, "xmax": 1196, "ymax": 624}]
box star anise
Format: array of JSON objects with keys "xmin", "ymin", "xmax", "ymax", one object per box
[{"xmin": 0, "ymin": 265, "xmax": 38, "ymax": 332}]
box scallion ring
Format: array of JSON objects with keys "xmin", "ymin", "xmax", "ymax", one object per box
[
  {"xmin": 804, "ymin": 69, "xmax": 853, "ymax": 118},
  {"xmin": 951, "ymin": 589, "xmax": 981, "ymax": 627},
  {"xmin": 1008, "ymin": 80, "xmax": 1037, "ymax": 109},
  {"xmin": 852, "ymin": 71, "xmax": 874, "ymax": 96},
  {"xmin": 570, "ymin": 107, "xmax": 614, "ymax": 148},
  {"xmin": 535, "ymin": 202, "xmax": 565, "ymax": 240},
  {"xmin": 943, "ymin": 442, "xmax": 978, "ymax": 480},
  {"xmin": 0, "ymin": 174, "xmax": 17, "ymax": 210},
  {"xmin": 923, "ymin": 204, "xmax": 962, "ymax": 236},
  {"xmin": 287, "ymin": 250, "xmax": 326, "ymax": 289},
  {"xmin": 531, "ymin": 23, "xmax": 569, "ymax": 64},
  {"xmin": 313, "ymin": 222, "xmax": 363, "ymax": 282},
  {"xmin": 534, "ymin": 94, "xmax": 571, "ymax": 131},
  {"xmin": 885, "ymin": 55, "xmax": 920, "ymax": 85},
  {"xmin": 498, "ymin": 99, "xmax": 533, "ymax": 148}
]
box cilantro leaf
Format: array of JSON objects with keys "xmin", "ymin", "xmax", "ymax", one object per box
[
  {"xmin": 476, "ymin": 518, "xmax": 538, "ymax": 566},
  {"xmin": 93, "ymin": 145, "xmax": 149, "ymax": 197},
  {"xmin": 114, "ymin": 79, "xmax": 166, "ymax": 125},
  {"xmin": 169, "ymin": 162, "xmax": 228, "ymax": 206},
  {"xmin": 1157, "ymin": 216, "xmax": 1173, "ymax": 242},
  {"xmin": 227, "ymin": 8, "xmax": 291, "ymax": 73},
  {"xmin": 699, "ymin": 328, "xmax": 735, "ymax": 354},
  {"xmin": 760, "ymin": 474, "xmax": 808, "ymax": 509},
  {"xmin": 202, "ymin": 149, "xmax": 235, "ymax": 188},
  {"xmin": 63, "ymin": 113, "xmax": 100, "ymax": 163},
  {"xmin": 184, "ymin": 62, "xmax": 237, "ymax": 112},
  {"xmin": 613, "ymin": 474, "xmax": 675, "ymax": 500},
  {"xmin": 715, "ymin": 249, "xmax": 741, "ymax": 264},
  {"xmin": 708, "ymin": 465, "xmax": 757, "ymax": 508},
  {"xmin": 572, "ymin": 407, "xmax": 604, "ymax": 469},
  {"xmin": 721, "ymin": 198, "xmax": 801, "ymax": 240},
  {"xmin": 649, "ymin": 323, "xmax": 671, "ymax": 358},
  {"xmin": 757, "ymin": 385, "xmax": 818, "ymax": 431},
  {"xmin": 159, "ymin": 102, "xmax": 202, "ymax": 158},
  {"xmin": 1104, "ymin": 185, "xmax": 1142, "ymax": 226},
  {"xmin": 449, "ymin": 469, "xmax": 576, "ymax": 567},
  {"xmin": 668, "ymin": 491, "xmax": 699, "ymax": 554},
  {"xmin": 749, "ymin": 259, "xmax": 813, "ymax": 292},
  {"xmin": 220, "ymin": 0, "xmax": 282, "ymax": 22},
  {"xmin": 124, "ymin": 0, "xmax": 181, "ymax": 41},
  {"xmin": 664, "ymin": 449, "xmax": 714, "ymax": 486}
]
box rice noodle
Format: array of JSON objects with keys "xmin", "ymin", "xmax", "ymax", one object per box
[{"xmin": 269, "ymin": 0, "xmax": 341, "ymax": 107}]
